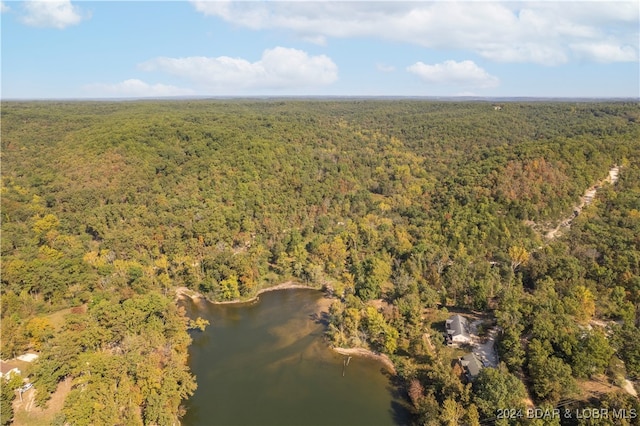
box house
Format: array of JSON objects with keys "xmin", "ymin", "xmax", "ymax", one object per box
[
  {"xmin": 0, "ymin": 361, "xmax": 21, "ymax": 379},
  {"xmin": 493, "ymin": 105, "xmax": 503, "ymax": 111},
  {"xmin": 17, "ymin": 353, "xmax": 38, "ymax": 363},
  {"xmin": 445, "ymin": 314, "xmax": 471, "ymax": 345},
  {"xmin": 459, "ymin": 353, "xmax": 483, "ymax": 381}
]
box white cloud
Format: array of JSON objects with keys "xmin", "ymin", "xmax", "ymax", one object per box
[
  {"xmin": 570, "ymin": 42, "xmax": 638, "ymax": 63},
  {"xmin": 376, "ymin": 63, "xmax": 396, "ymax": 73},
  {"xmin": 1, "ymin": 2, "xmax": 10, "ymax": 13},
  {"xmin": 21, "ymin": 0, "xmax": 87, "ymax": 29},
  {"xmin": 191, "ymin": 1, "xmax": 639, "ymax": 65},
  {"xmin": 139, "ymin": 47, "xmax": 338, "ymax": 92},
  {"xmin": 407, "ymin": 60, "xmax": 499, "ymax": 89},
  {"xmin": 84, "ymin": 79, "xmax": 195, "ymax": 98}
]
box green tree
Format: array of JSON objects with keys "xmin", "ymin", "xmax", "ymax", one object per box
[
  {"xmin": 571, "ymin": 330, "xmax": 614, "ymax": 378},
  {"xmin": 363, "ymin": 306, "xmax": 398, "ymax": 354},
  {"xmin": 355, "ymin": 256, "xmax": 391, "ymax": 301},
  {"xmin": 612, "ymin": 324, "xmax": 640, "ymax": 378},
  {"xmin": 528, "ymin": 339, "xmax": 577, "ymax": 403},
  {"xmin": 473, "ymin": 364, "xmax": 527, "ymax": 418},
  {"xmin": 0, "ymin": 315, "xmax": 27, "ymax": 359},
  {"xmin": 441, "ymin": 397, "xmax": 464, "ymax": 426},
  {"xmin": 0, "ymin": 374, "xmax": 22, "ymax": 426}
]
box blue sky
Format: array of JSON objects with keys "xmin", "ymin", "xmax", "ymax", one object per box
[{"xmin": 1, "ymin": 1, "xmax": 638, "ymax": 99}]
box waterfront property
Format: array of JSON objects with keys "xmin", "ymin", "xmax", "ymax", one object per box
[
  {"xmin": 459, "ymin": 353, "xmax": 484, "ymax": 382},
  {"xmin": 445, "ymin": 314, "xmax": 471, "ymax": 346}
]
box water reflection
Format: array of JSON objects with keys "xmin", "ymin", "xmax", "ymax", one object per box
[{"xmin": 182, "ymin": 289, "xmax": 410, "ymax": 426}]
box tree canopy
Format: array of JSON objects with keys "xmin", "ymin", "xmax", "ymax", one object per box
[{"xmin": 2, "ymin": 100, "xmax": 639, "ymax": 425}]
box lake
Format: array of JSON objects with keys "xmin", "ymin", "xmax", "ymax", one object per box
[{"xmin": 181, "ymin": 289, "xmax": 410, "ymax": 426}]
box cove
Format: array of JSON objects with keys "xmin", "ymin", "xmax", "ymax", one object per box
[{"xmin": 181, "ymin": 289, "xmax": 410, "ymax": 426}]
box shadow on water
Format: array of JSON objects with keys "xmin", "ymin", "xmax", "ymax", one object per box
[
  {"xmin": 390, "ymin": 400, "xmax": 413, "ymax": 426},
  {"xmin": 183, "ymin": 290, "xmax": 411, "ymax": 426},
  {"xmin": 386, "ymin": 375, "xmax": 404, "ymax": 399},
  {"xmin": 385, "ymin": 372, "xmax": 414, "ymax": 426},
  {"xmin": 309, "ymin": 310, "xmax": 331, "ymax": 327}
]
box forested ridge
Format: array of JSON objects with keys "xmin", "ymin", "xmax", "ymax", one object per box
[{"xmin": 1, "ymin": 100, "xmax": 639, "ymax": 425}]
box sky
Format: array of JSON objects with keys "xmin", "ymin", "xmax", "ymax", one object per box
[{"xmin": 1, "ymin": 0, "xmax": 638, "ymax": 99}]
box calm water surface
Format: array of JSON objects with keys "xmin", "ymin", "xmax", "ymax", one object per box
[{"xmin": 181, "ymin": 289, "xmax": 409, "ymax": 426}]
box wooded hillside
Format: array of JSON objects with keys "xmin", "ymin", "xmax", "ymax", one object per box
[{"xmin": 1, "ymin": 100, "xmax": 639, "ymax": 425}]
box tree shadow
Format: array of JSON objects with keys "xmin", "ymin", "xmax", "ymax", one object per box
[
  {"xmin": 383, "ymin": 372, "xmax": 416, "ymax": 425},
  {"xmin": 389, "ymin": 399, "xmax": 413, "ymax": 426},
  {"xmin": 309, "ymin": 311, "xmax": 330, "ymax": 327}
]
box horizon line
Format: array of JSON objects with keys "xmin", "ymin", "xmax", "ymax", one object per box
[{"xmin": 2, "ymin": 95, "xmax": 639, "ymax": 102}]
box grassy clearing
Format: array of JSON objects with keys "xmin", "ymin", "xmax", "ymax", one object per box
[
  {"xmin": 44, "ymin": 306, "xmax": 85, "ymax": 331},
  {"xmin": 12, "ymin": 377, "xmax": 71, "ymax": 426}
]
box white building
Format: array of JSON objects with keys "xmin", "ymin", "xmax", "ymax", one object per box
[{"xmin": 445, "ymin": 314, "xmax": 471, "ymax": 345}]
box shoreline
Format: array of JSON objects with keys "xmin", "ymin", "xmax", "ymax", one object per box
[
  {"xmin": 332, "ymin": 347, "xmax": 397, "ymax": 374},
  {"xmin": 175, "ymin": 281, "xmax": 322, "ymax": 305},
  {"xmin": 176, "ymin": 283, "xmax": 398, "ymax": 375}
]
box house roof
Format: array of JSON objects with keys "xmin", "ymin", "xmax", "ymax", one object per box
[
  {"xmin": 461, "ymin": 353, "xmax": 483, "ymax": 378},
  {"xmin": 17, "ymin": 353, "xmax": 38, "ymax": 363},
  {"xmin": 446, "ymin": 315, "xmax": 470, "ymax": 338},
  {"xmin": 0, "ymin": 360, "xmax": 22, "ymax": 377}
]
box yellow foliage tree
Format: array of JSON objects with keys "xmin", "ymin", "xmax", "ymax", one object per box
[
  {"xmin": 508, "ymin": 246, "xmax": 530, "ymax": 273},
  {"xmin": 31, "ymin": 213, "xmax": 59, "ymax": 235},
  {"xmin": 25, "ymin": 317, "xmax": 54, "ymax": 351},
  {"xmin": 572, "ymin": 285, "xmax": 596, "ymax": 323}
]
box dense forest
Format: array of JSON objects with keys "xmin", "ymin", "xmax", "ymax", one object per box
[{"xmin": 1, "ymin": 100, "xmax": 639, "ymax": 425}]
